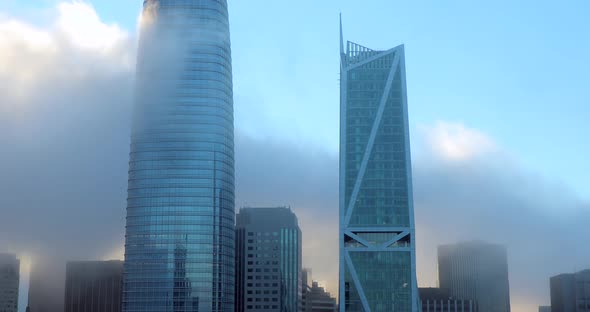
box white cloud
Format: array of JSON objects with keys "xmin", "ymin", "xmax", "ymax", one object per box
[
  {"xmin": 0, "ymin": 19, "xmax": 54, "ymax": 50},
  {"xmin": 0, "ymin": 1, "xmax": 134, "ymax": 115},
  {"xmin": 55, "ymin": 1, "xmax": 128, "ymax": 51},
  {"xmin": 420, "ymin": 121, "xmax": 497, "ymax": 161}
]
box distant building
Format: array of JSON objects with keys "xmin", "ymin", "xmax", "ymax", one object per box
[
  {"xmin": 306, "ymin": 282, "xmax": 337, "ymax": 312},
  {"xmin": 302, "ymin": 269, "xmax": 337, "ymax": 312},
  {"xmin": 438, "ymin": 241, "xmax": 511, "ymax": 312},
  {"xmin": 235, "ymin": 207, "xmax": 302, "ymax": 312},
  {"xmin": 419, "ymin": 288, "xmax": 478, "ymax": 312},
  {"xmin": 64, "ymin": 260, "xmax": 123, "ymax": 312},
  {"xmin": 0, "ymin": 254, "xmax": 19, "ymax": 312},
  {"xmin": 26, "ymin": 264, "xmax": 63, "ymax": 312},
  {"xmin": 538, "ymin": 306, "xmax": 551, "ymax": 312},
  {"xmin": 302, "ymin": 269, "xmax": 312, "ymax": 312},
  {"xmin": 550, "ymin": 269, "xmax": 590, "ymax": 312}
]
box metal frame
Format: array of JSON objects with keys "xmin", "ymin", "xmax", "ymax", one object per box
[{"xmin": 339, "ymin": 16, "xmax": 418, "ymax": 312}]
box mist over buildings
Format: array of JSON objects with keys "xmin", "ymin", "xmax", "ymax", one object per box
[{"xmin": 0, "ymin": 3, "xmax": 588, "ymax": 312}]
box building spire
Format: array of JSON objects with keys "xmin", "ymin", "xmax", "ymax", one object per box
[{"xmin": 339, "ymin": 13, "xmax": 344, "ymax": 55}]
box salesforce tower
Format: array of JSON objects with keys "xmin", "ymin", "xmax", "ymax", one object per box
[{"xmin": 123, "ymin": 1, "xmax": 235, "ymax": 311}]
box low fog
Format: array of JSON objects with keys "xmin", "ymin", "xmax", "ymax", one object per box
[{"xmin": 0, "ymin": 3, "xmax": 588, "ymax": 312}]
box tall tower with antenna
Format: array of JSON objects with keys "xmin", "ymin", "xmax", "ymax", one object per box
[{"xmin": 339, "ymin": 16, "xmax": 418, "ymax": 312}]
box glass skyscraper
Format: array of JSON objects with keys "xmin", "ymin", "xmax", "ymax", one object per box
[
  {"xmin": 339, "ymin": 19, "xmax": 418, "ymax": 312},
  {"xmin": 123, "ymin": 1, "xmax": 235, "ymax": 311}
]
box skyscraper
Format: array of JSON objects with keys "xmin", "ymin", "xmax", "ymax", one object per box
[
  {"xmin": 64, "ymin": 261, "xmax": 123, "ymax": 312},
  {"xmin": 550, "ymin": 269, "xmax": 590, "ymax": 312},
  {"xmin": 339, "ymin": 18, "xmax": 418, "ymax": 312},
  {"xmin": 0, "ymin": 253, "xmax": 19, "ymax": 312},
  {"xmin": 235, "ymin": 207, "xmax": 301, "ymax": 312},
  {"xmin": 123, "ymin": 1, "xmax": 235, "ymax": 311},
  {"xmin": 438, "ymin": 241, "xmax": 511, "ymax": 312}
]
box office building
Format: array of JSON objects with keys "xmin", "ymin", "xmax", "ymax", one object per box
[
  {"xmin": 306, "ymin": 283, "xmax": 337, "ymax": 312},
  {"xmin": 235, "ymin": 207, "xmax": 301, "ymax": 312},
  {"xmin": 538, "ymin": 306, "xmax": 551, "ymax": 312},
  {"xmin": 123, "ymin": 0, "xmax": 235, "ymax": 311},
  {"xmin": 302, "ymin": 269, "xmax": 313, "ymax": 312},
  {"xmin": 438, "ymin": 241, "xmax": 511, "ymax": 312},
  {"xmin": 0, "ymin": 254, "xmax": 19, "ymax": 312},
  {"xmin": 339, "ymin": 18, "xmax": 418, "ymax": 312},
  {"xmin": 419, "ymin": 288, "xmax": 478, "ymax": 312},
  {"xmin": 26, "ymin": 265, "xmax": 63, "ymax": 312},
  {"xmin": 64, "ymin": 261, "xmax": 123, "ymax": 312},
  {"xmin": 550, "ymin": 269, "xmax": 590, "ymax": 312},
  {"xmin": 302, "ymin": 269, "xmax": 337, "ymax": 312}
]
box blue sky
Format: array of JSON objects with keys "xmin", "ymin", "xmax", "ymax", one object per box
[{"xmin": 4, "ymin": 0, "xmax": 589, "ymax": 197}]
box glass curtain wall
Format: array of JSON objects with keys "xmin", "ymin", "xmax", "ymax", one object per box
[{"xmin": 123, "ymin": 1, "xmax": 235, "ymax": 311}]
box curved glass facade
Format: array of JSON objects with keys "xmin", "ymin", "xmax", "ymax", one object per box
[{"xmin": 123, "ymin": 1, "xmax": 235, "ymax": 311}]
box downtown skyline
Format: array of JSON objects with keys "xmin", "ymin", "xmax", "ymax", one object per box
[{"xmin": 0, "ymin": 1, "xmax": 589, "ymax": 312}]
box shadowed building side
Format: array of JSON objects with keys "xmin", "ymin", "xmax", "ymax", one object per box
[{"xmin": 64, "ymin": 261, "xmax": 123, "ymax": 312}]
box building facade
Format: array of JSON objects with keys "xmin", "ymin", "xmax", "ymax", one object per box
[
  {"xmin": 339, "ymin": 19, "xmax": 418, "ymax": 312},
  {"xmin": 302, "ymin": 269, "xmax": 312, "ymax": 312},
  {"xmin": 27, "ymin": 266, "xmax": 63, "ymax": 312},
  {"xmin": 306, "ymin": 283, "xmax": 337, "ymax": 312},
  {"xmin": 550, "ymin": 269, "xmax": 590, "ymax": 312},
  {"xmin": 64, "ymin": 261, "xmax": 123, "ymax": 312},
  {"xmin": 123, "ymin": 0, "xmax": 235, "ymax": 311},
  {"xmin": 235, "ymin": 207, "xmax": 301, "ymax": 312},
  {"xmin": 438, "ymin": 242, "xmax": 511, "ymax": 312},
  {"xmin": 0, "ymin": 254, "xmax": 19, "ymax": 312},
  {"xmin": 419, "ymin": 288, "xmax": 478, "ymax": 312},
  {"xmin": 302, "ymin": 269, "xmax": 337, "ymax": 312},
  {"xmin": 538, "ymin": 306, "xmax": 551, "ymax": 312}
]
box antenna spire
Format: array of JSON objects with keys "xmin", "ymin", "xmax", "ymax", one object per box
[{"xmin": 339, "ymin": 13, "xmax": 344, "ymax": 55}]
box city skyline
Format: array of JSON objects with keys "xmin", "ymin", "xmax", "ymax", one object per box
[{"xmin": 1, "ymin": 1, "xmax": 590, "ymax": 312}]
